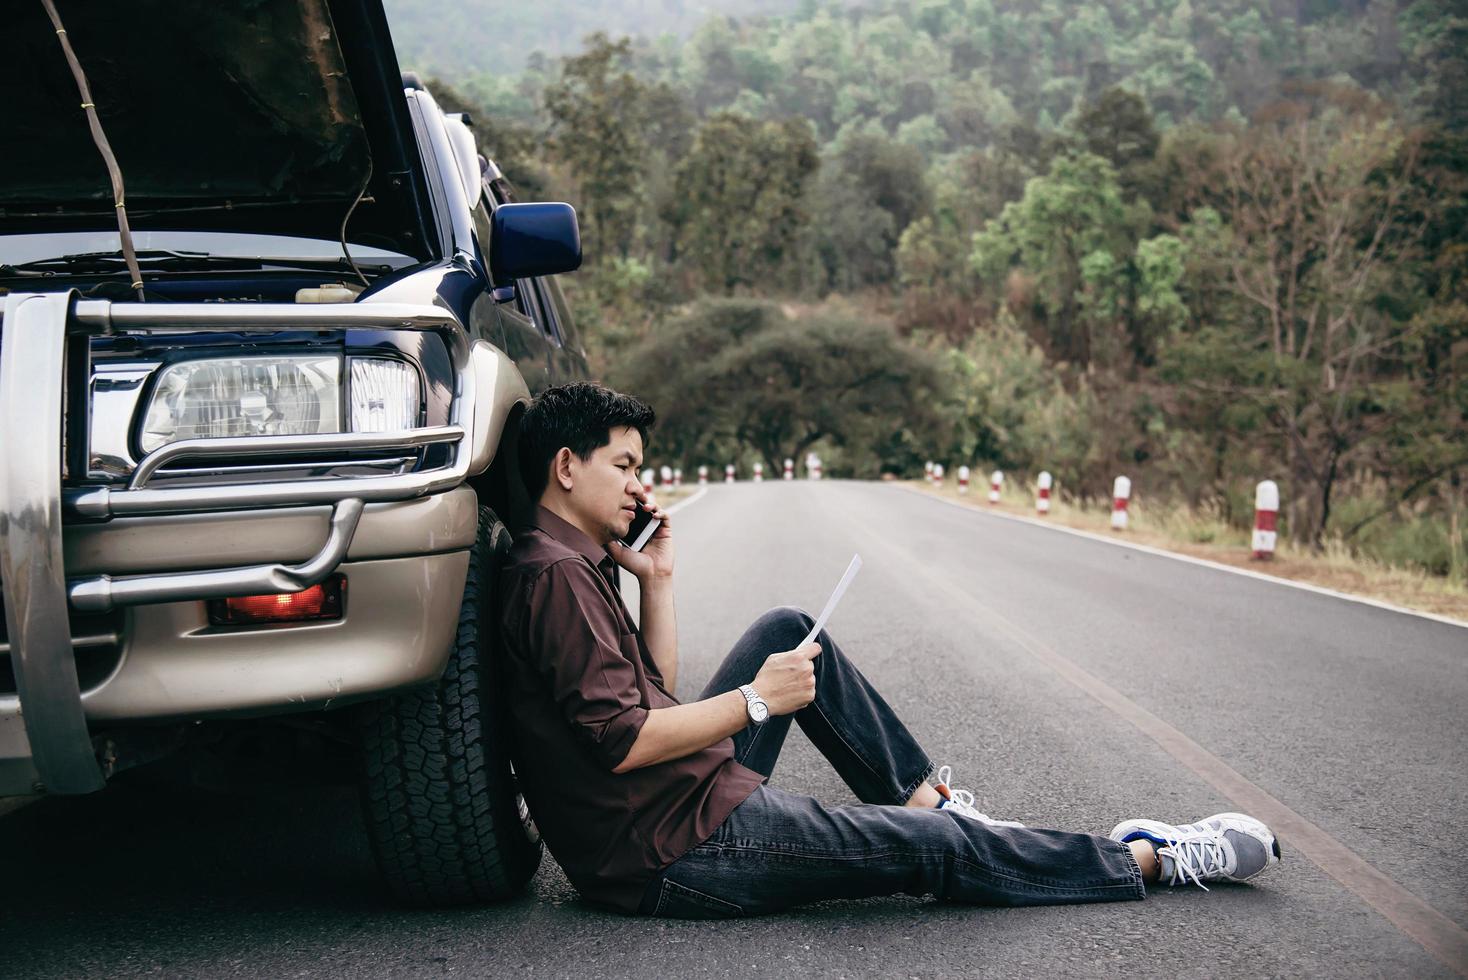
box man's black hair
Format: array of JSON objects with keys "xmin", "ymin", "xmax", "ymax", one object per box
[{"xmin": 518, "ymin": 382, "xmax": 656, "ymax": 502}]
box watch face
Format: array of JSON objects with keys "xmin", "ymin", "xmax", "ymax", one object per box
[{"xmin": 750, "ymin": 700, "xmax": 769, "ymax": 723}]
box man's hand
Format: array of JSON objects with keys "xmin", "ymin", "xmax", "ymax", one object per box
[
  {"xmin": 608, "ymin": 492, "xmax": 673, "ymax": 582},
  {"xmin": 751, "ymin": 642, "xmax": 821, "ymax": 716}
]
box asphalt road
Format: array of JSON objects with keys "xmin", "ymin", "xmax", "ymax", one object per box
[{"xmin": 3, "ymin": 480, "xmax": 1465, "ymax": 978}]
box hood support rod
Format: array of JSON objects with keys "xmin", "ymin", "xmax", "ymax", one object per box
[{"xmin": 40, "ymin": 0, "xmax": 145, "ymax": 302}]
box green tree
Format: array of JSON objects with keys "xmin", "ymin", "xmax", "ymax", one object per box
[
  {"xmin": 814, "ymin": 134, "xmax": 931, "ymax": 290},
  {"xmin": 1070, "ymin": 87, "xmax": 1162, "ymax": 205},
  {"xmin": 1398, "ymin": 0, "xmax": 1468, "ymax": 131},
  {"xmin": 896, "ymin": 216, "xmax": 955, "ymax": 296},
  {"xmin": 665, "ymin": 114, "xmax": 819, "ymax": 294},
  {"xmin": 1117, "ymin": 35, "xmax": 1220, "ymax": 125},
  {"xmin": 942, "ymin": 310, "xmax": 1104, "ymax": 491},
  {"xmin": 609, "ymin": 300, "xmax": 950, "ymax": 476},
  {"xmin": 970, "ymin": 152, "xmax": 1131, "ymax": 366},
  {"xmin": 1173, "ymin": 91, "xmax": 1434, "ymax": 544},
  {"xmin": 1133, "ymin": 232, "xmax": 1190, "ymax": 346},
  {"xmin": 543, "ymin": 34, "xmax": 663, "ymax": 260},
  {"xmin": 934, "ymin": 74, "xmax": 1019, "ymax": 151}
]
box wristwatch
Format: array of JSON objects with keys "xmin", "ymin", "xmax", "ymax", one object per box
[{"xmin": 738, "ymin": 684, "xmax": 770, "ymax": 725}]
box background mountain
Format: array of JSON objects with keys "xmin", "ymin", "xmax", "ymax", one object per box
[{"xmin": 383, "ymin": 0, "xmax": 856, "ymax": 75}]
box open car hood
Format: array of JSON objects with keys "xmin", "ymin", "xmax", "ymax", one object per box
[{"xmin": 1, "ymin": 0, "xmax": 435, "ymax": 260}]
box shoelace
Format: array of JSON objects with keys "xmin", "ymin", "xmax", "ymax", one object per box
[
  {"xmin": 935, "ymin": 765, "xmax": 976, "ymax": 808},
  {"xmin": 934, "ymin": 766, "xmax": 1023, "ymax": 826},
  {"xmin": 1158, "ymin": 830, "xmax": 1231, "ymax": 891}
]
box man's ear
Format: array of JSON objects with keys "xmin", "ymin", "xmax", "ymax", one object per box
[{"xmin": 552, "ymin": 447, "xmax": 576, "ymax": 492}]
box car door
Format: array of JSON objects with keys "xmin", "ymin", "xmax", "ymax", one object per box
[
  {"xmin": 536, "ymin": 276, "xmax": 591, "ymax": 383},
  {"xmin": 502, "ymin": 275, "xmax": 553, "ymax": 393}
]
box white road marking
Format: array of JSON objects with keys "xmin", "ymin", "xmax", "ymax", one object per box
[
  {"xmin": 896, "ymin": 483, "xmax": 1468, "ymax": 631},
  {"xmin": 664, "ymin": 486, "xmax": 709, "ymax": 515}
]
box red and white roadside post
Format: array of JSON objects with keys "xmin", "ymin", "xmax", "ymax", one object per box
[
  {"xmin": 958, "ymin": 465, "xmax": 970, "ymax": 495},
  {"xmin": 660, "ymin": 465, "xmax": 673, "ymax": 491},
  {"xmin": 1036, "ymin": 471, "xmax": 1052, "ymax": 515},
  {"xmin": 924, "ymin": 460, "xmax": 934, "ymax": 483},
  {"xmin": 640, "ymin": 468, "xmax": 654, "ymax": 494},
  {"xmin": 807, "ymin": 452, "xmax": 822, "ymax": 480},
  {"xmin": 784, "ymin": 458, "xmax": 794, "ymax": 480},
  {"xmin": 933, "ymin": 463, "xmax": 945, "ymax": 487},
  {"xmin": 1111, "ymin": 476, "xmax": 1131, "ymax": 531},
  {"xmin": 988, "ymin": 470, "xmax": 1003, "ymax": 504},
  {"xmin": 698, "ymin": 465, "xmax": 708, "ymax": 486},
  {"xmin": 673, "ymin": 467, "xmax": 682, "ymax": 489},
  {"xmin": 724, "ymin": 463, "xmax": 735, "ymax": 484},
  {"xmin": 1252, "ymin": 480, "xmax": 1280, "ymax": 560},
  {"xmin": 753, "ymin": 461, "xmax": 764, "ymax": 483}
]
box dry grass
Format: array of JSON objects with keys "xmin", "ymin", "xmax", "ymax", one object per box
[
  {"xmin": 910, "ymin": 478, "xmax": 1468, "ymax": 624},
  {"xmin": 648, "ymin": 483, "xmax": 698, "ymax": 505}
]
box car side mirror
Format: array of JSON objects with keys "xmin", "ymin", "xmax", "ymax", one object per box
[{"xmin": 490, "ymin": 203, "xmax": 581, "ymax": 283}]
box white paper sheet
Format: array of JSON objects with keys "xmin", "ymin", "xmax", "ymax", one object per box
[{"xmin": 800, "ymin": 553, "xmax": 863, "ymax": 647}]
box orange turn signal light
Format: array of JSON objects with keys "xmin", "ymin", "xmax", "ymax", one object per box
[{"xmin": 208, "ymin": 575, "xmax": 345, "ymax": 626}]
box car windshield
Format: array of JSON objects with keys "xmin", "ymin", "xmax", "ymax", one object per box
[{"xmin": 0, "ymin": 231, "xmax": 416, "ymax": 269}]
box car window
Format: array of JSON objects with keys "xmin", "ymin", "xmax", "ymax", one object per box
[
  {"xmin": 541, "ymin": 276, "xmax": 582, "ymax": 353},
  {"xmin": 527, "ymin": 279, "xmax": 561, "ymax": 347},
  {"xmin": 516, "ymin": 278, "xmax": 558, "ymax": 346},
  {"xmin": 471, "ymin": 198, "xmax": 493, "ymax": 272}
]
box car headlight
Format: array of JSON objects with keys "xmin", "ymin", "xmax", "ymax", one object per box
[
  {"xmin": 348, "ymin": 357, "xmax": 420, "ymax": 432},
  {"xmin": 138, "ymin": 355, "xmax": 420, "ymax": 454},
  {"xmin": 140, "ymin": 355, "xmax": 342, "ymax": 454}
]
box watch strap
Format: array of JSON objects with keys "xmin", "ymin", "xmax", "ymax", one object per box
[{"xmin": 738, "ymin": 684, "xmax": 767, "ymax": 721}]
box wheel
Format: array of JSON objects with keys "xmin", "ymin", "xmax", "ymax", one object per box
[{"xmin": 357, "ymin": 505, "xmax": 542, "ymax": 906}]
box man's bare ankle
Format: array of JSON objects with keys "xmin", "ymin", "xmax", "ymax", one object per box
[
  {"xmin": 906, "ymin": 783, "xmax": 943, "ymax": 808},
  {"xmin": 1128, "ymin": 839, "xmax": 1160, "ymax": 882}
]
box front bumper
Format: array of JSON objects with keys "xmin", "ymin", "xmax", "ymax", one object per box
[
  {"xmin": 0, "ymin": 291, "xmax": 505, "ymax": 797},
  {"xmin": 0, "ymin": 547, "xmax": 470, "ymax": 795}
]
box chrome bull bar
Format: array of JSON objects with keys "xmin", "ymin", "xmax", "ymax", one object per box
[
  {"xmin": 1, "ymin": 293, "xmax": 101, "ymax": 793},
  {"xmin": 66, "ymin": 498, "xmax": 365, "ymax": 613},
  {"xmin": 0, "ymin": 291, "xmax": 477, "ymax": 794}
]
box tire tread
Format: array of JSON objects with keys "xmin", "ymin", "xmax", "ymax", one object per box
[{"xmin": 358, "ymin": 508, "xmax": 540, "ymax": 906}]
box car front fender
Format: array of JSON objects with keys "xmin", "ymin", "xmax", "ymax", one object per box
[{"xmin": 467, "ymin": 340, "xmax": 531, "ymax": 476}]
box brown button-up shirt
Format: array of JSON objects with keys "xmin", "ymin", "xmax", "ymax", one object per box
[{"xmin": 498, "ymin": 506, "xmax": 763, "ymax": 912}]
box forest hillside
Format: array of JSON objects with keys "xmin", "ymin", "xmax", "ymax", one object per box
[{"xmin": 386, "ymin": 0, "xmax": 1467, "ymax": 580}]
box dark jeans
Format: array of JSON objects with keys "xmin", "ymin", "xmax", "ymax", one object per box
[{"xmin": 637, "ymin": 607, "xmax": 1146, "ymax": 918}]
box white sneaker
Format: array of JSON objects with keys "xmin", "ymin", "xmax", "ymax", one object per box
[
  {"xmin": 1109, "ymin": 813, "xmax": 1281, "ymax": 890},
  {"xmin": 933, "ymin": 765, "xmax": 1026, "ymax": 828}
]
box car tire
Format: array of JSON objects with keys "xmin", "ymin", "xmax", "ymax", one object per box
[{"xmin": 357, "ymin": 505, "xmax": 541, "ymax": 906}]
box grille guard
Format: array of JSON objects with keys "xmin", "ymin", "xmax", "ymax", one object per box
[{"xmin": 0, "ymin": 291, "xmax": 481, "ymax": 794}]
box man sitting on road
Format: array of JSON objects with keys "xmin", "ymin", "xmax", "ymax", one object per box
[{"xmin": 498, "ymin": 381, "xmax": 1282, "ymax": 918}]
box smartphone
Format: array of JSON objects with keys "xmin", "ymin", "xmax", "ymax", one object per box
[{"xmin": 621, "ymin": 502, "xmax": 661, "ymax": 552}]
